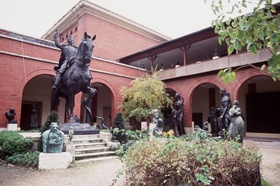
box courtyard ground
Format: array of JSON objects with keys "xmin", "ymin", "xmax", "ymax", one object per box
[{"xmin": 0, "ymin": 137, "xmax": 279, "ymax": 186}]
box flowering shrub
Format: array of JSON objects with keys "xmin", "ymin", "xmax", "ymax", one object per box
[{"xmin": 120, "ymin": 133, "xmax": 261, "ymax": 185}]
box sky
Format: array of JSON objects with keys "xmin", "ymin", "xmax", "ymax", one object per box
[
  {"xmin": 0, "ymin": 0, "xmax": 217, "ymax": 39},
  {"xmin": 1, "ymin": 0, "xmax": 279, "ymax": 39}
]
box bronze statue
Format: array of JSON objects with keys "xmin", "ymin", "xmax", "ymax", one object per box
[
  {"xmin": 52, "ymin": 30, "xmax": 78, "ymax": 90},
  {"xmin": 51, "ymin": 32, "xmax": 97, "ymax": 123},
  {"xmin": 5, "ymin": 108, "xmax": 17, "ymax": 123},
  {"xmin": 153, "ymin": 118, "xmax": 164, "ymax": 136},
  {"xmin": 30, "ymin": 104, "xmax": 38, "ymax": 129},
  {"xmin": 228, "ymin": 100, "xmax": 245, "ymax": 143},
  {"xmin": 172, "ymin": 93, "xmax": 185, "ymax": 136},
  {"xmin": 207, "ymin": 106, "xmax": 220, "ymax": 137},
  {"xmin": 68, "ymin": 126, "xmax": 74, "ymax": 143},
  {"xmin": 218, "ymin": 89, "xmax": 231, "ymax": 132},
  {"xmin": 95, "ymin": 115, "xmax": 109, "ymax": 130},
  {"xmin": 150, "ymin": 109, "xmax": 159, "ymax": 124},
  {"xmin": 42, "ymin": 122, "xmax": 64, "ymax": 153}
]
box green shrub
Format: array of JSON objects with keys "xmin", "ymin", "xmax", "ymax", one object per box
[
  {"xmin": 112, "ymin": 128, "xmax": 149, "ymax": 144},
  {"xmin": 0, "ymin": 131, "xmax": 33, "ymax": 159},
  {"xmin": 40, "ymin": 110, "xmax": 59, "ymax": 133},
  {"xmin": 120, "ymin": 133, "xmax": 261, "ymax": 185},
  {"xmin": 5, "ymin": 151, "xmax": 39, "ymax": 167},
  {"xmin": 112, "ymin": 112, "xmax": 126, "ymax": 130}
]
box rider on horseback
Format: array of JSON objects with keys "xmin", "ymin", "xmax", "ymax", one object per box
[{"xmin": 52, "ymin": 30, "xmax": 78, "ymax": 90}]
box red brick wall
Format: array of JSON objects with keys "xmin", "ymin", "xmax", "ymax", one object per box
[
  {"xmin": 78, "ymin": 13, "xmax": 162, "ymax": 60},
  {"xmin": 0, "ymin": 35, "xmax": 140, "ymax": 128},
  {"xmin": 165, "ymin": 68, "xmax": 268, "ymax": 128}
]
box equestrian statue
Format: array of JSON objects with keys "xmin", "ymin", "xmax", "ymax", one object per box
[{"xmin": 51, "ymin": 31, "xmax": 96, "ymax": 124}]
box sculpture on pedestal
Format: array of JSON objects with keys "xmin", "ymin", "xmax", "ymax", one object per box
[
  {"xmin": 42, "ymin": 122, "xmax": 64, "ymax": 153},
  {"xmin": 150, "ymin": 109, "xmax": 159, "ymax": 125},
  {"xmin": 207, "ymin": 106, "xmax": 220, "ymax": 137},
  {"xmin": 51, "ymin": 31, "xmax": 99, "ymax": 134},
  {"xmin": 218, "ymin": 89, "xmax": 231, "ymax": 132},
  {"xmin": 30, "ymin": 104, "xmax": 39, "ymax": 129},
  {"xmin": 51, "ymin": 32, "xmax": 96, "ymax": 123},
  {"xmin": 153, "ymin": 118, "xmax": 164, "ymax": 136},
  {"xmin": 228, "ymin": 100, "xmax": 245, "ymax": 143},
  {"xmin": 5, "ymin": 108, "xmax": 17, "ymax": 124},
  {"xmin": 172, "ymin": 93, "xmax": 185, "ymax": 136}
]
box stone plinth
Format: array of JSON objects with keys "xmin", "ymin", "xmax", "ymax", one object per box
[
  {"xmin": 59, "ymin": 122, "xmax": 99, "ymax": 135},
  {"xmin": 7, "ymin": 123, "xmax": 18, "ymax": 131},
  {"xmin": 38, "ymin": 152, "xmax": 72, "ymax": 170},
  {"xmin": 66, "ymin": 144, "xmax": 75, "ymax": 161}
]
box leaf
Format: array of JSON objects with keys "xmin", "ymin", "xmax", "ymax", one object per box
[
  {"xmin": 228, "ymin": 44, "xmax": 235, "ymax": 54},
  {"xmin": 260, "ymin": 64, "xmax": 266, "ymax": 71},
  {"xmin": 217, "ymin": 69, "xmax": 225, "ymax": 78}
]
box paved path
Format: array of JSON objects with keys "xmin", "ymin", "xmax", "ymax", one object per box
[{"xmin": 244, "ymin": 137, "xmax": 280, "ymax": 186}]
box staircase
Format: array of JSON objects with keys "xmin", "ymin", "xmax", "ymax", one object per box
[{"xmin": 65, "ymin": 133, "xmax": 119, "ymax": 163}]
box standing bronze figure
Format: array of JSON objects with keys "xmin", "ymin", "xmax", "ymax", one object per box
[
  {"xmin": 207, "ymin": 106, "xmax": 220, "ymax": 137},
  {"xmin": 218, "ymin": 89, "xmax": 231, "ymax": 132},
  {"xmin": 51, "ymin": 32, "xmax": 96, "ymax": 123},
  {"xmin": 172, "ymin": 93, "xmax": 185, "ymax": 136},
  {"xmin": 228, "ymin": 100, "xmax": 245, "ymax": 143}
]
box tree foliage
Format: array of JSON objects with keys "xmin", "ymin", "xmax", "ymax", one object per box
[
  {"xmin": 118, "ymin": 73, "xmax": 173, "ymax": 122},
  {"xmin": 210, "ymin": 0, "xmax": 280, "ymax": 83}
]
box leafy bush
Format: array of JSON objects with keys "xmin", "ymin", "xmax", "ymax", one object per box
[
  {"xmin": 5, "ymin": 151, "xmax": 39, "ymax": 167},
  {"xmin": 0, "ymin": 131, "xmax": 33, "ymax": 159},
  {"xmin": 112, "ymin": 112, "xmax": 126, "ymax": 130},
  {"xmin": 112, "ymin": 128, "xmax": 149, "ymax": 144},
  {"xmin": 40, "ymin": 110, "xmax": 59, "ymax": 133},
  {"xmin": 120, "ymin": 133, "xmax": 261, "ymax": 185}
]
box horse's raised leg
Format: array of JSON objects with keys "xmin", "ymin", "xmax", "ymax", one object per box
[{"xmin": 82, "ymin": 85, "xmax": 97, "ymax": 124}]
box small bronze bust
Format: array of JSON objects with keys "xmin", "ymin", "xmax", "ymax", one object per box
[{"xmin": 5, "ymin": 108, "xmax": 17, "ymax": 123}]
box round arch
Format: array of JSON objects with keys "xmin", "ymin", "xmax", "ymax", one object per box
[
  {"xmin": 89, "ymin": 78, "xmax": 118, "ymax": 127},
  {"xmin": 232, "ymin": 69, "xmax": 268, "ymax": 100},
  {"xmin": 184, "ymin": 78, "xmax": 224, "ymax": 130},
  {"xmin": 232, "ymin": 71, "xmax": 280, "ymax": 136},
  {"xmin": 20, "ymin": 73, "xmax": 54, "ymax": 130},
  {"xmin": 16, "ymin": 69, "xmax": 54, "ymax": 95}
]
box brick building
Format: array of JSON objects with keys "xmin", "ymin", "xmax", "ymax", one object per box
[{"xmin": 0, "ymin": 0, "xmax": 279, "ymax": 138}]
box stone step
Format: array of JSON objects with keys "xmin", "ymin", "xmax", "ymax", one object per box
[
  {"xmin": 74, "ymin": 142, "xmax": 107, "ymax": 149},
  {"xmin": 75, "ymin": 147, "xmax": 109, "ymax": 154},
  {"xmin": 74, "ymin": 151, "xmax": 116, "ymax": 159},
  {"xmin": 74, "ymin": 156, "xmax": 119, "ymax": 164},
  {"xmin": 71, "ymin": 134, "xmax": 101, "ymax": 139},
  {"xmin": 71, "ymin": 137, "xmax": 103, "ymax": 142},
  {"xmin": 64, "ymin": 134, "xmax": 100, "ymax": 140}
]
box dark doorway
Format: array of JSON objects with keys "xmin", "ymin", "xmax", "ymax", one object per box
[
  {"xmin": 246, "ymin": 92, "xmax": 280, "ymax": 133},
  {"xmin": 192, "ymin": 113, "xmax": 203, "ymax": 128},
  {"xmin": 20, "ymin": 102, "xmax": 42, "ymax": 130}
]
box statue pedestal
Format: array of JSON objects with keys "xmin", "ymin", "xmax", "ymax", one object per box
[
  {"xmin": 38, "ymin": 152, "xmax": 72, "ymax": 170},
  {"xmin": 141, "ymin": 122, "xmax": 148, "ymax": 130},
  {"xmin": 66, "ymin": 144, "xmax": 75, "ymax": 161},
  {"xmin": 59, "ymin": 122, "xmax": 99, "ymax": 135},
  {"xmin": 149, "ymin": 123, "xmax": 157, "ymax": 141},
  {"xmin": 7, "ymin": 123, "xmax": 18, "ymax": 131}
]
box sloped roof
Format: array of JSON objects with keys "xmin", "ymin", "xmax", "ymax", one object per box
[{"xmin": 42, "ymin": 0, "xmax": 170, "ymax": 42}]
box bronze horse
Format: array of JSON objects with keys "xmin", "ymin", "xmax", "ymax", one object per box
[{"xmin": 51, "ymin": 32, "xmax": 96, "ymax": 123}]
